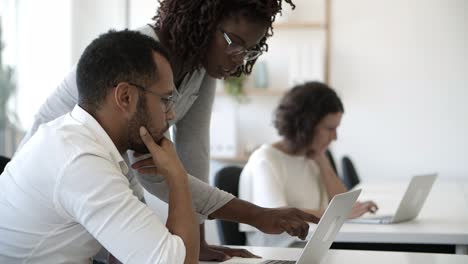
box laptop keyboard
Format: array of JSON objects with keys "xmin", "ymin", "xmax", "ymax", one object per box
[{"xmin": 260, "ymin": 260, "xmax": 296, "ymax": 264}]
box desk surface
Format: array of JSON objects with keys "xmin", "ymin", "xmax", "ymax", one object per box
[
  {"xmin": 200, "ymin": 246, "xmax": 468, "ymax": 264},
  {"xmin": 306, "ymin": 181, "xmax": 468, "ymax": 246}
]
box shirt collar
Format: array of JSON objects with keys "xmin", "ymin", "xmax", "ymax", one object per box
[{"xmin": 70, "ymin": 105, "xmax": 129, "ymax": 175}]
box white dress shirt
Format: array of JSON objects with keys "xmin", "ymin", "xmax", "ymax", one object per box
[{"xmin": 0, "ymin": 105, "xmax": 186, "ymax": 264}]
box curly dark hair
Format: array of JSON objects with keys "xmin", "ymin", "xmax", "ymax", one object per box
[
  {"xmin": 274, "ymin": 81, "xmax": 344, "ymax": 154},
  {"xmin": 153, "ymin": 0, "xmax": 295, "ymax": 76},
  {"xmin": 77, "ymin": 30, "xmax": 170, "ymax": 112}
]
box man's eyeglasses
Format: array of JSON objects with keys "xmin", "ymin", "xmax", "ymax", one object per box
[
  {"xmin": 219, "ymin": 28, "xmax": 263, "ymax": 62},
  {"xmin": 127, "ymin": 82, "xmax": 178, "ymax": 113}
]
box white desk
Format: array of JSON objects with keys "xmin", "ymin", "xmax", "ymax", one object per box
[
  {"xmin": 307, "ymin": 181, "xmax": 468, "ymax": 254},
  {"xmin": 200, "ymin": 246, "xmax": 468, "ymax": 264}
]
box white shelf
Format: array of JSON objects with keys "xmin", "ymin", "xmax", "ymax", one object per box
[
  {"xmin": 215, "ymin": 88, "xmax": 285, "ymax": 97},
  {"xmin": 274, "ymin": 22, "xmax": 327, "ymax": 29},
  {"xmin": 210, "ymin": 155, "xmax": 249, "ymax": 163}
]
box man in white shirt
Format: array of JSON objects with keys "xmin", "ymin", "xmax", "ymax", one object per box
[{"xmin": 0, "ymin": 30, "xmax": 199, "ymax": 263}]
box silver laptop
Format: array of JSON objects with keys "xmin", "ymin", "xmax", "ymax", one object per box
[
  {"xmin": 221, "ymin": 189, "xmax": 362, "ymax": 264},
  {"xmin": 348, "ymin": 173, "xmax": 437, "ymax": 224}
]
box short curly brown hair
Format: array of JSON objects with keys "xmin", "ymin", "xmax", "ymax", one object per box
[
  {"xmin": 153, "ymin": 0, "xmax": 295, "ymax": 76},
  {"xmin": 274, "ymin": 82, "xmax": 344, "ymax": 154}
]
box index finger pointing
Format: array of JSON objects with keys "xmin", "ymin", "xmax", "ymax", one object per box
[{"xmin": 298, "ymin": 210, "xmax": 320, "ymax": 224}]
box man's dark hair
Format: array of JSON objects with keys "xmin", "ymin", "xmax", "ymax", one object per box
[
  {"xmin": 76, "ymin": 29, "xmax": 170, "ymax": 112},
  {"xmin": 153, "ymin": 0, "xmax": 295, "ymax": 76},
  {"xmin": 274, "ymin": 81, "xmax": 344, "ymax": 154}
]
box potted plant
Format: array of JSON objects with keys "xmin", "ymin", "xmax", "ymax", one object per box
[{"xmin": 223, "ymin": 74, "xmax": 248, "ymax": 103}]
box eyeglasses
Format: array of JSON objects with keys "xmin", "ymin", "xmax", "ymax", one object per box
[
  {"xmin": 127, "ymin": 82, "xmax": 178, "ymax": 113},
  {"xmin": 219, "ymin": 28, "xmax": 264, "ymax": 62}
]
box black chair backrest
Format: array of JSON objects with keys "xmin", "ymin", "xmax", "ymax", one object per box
[
  {"xmin": 0, "ymin": 155, "xmax": 11, "ymax": 174},
  {"xmin": 341, "ymin": 156, "xmax": 361, "ymax": 190},
  {"xmin": 325, "ymin": 149, "xmax": 338, "ymax": 175},
  {"xmin": 214, "ymin": 166, "xmax": 246, "ymax": 245}
]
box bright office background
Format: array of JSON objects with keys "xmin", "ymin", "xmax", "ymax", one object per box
[
  {"xmin": 0, "ymin": 0, "xmax": 156, "ymax": 131},
  {"xmin": 1, "ymin": 0, "xmax": 467, "ymax": 244}
]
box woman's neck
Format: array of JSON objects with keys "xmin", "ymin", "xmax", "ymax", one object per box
[{"xmin": 272, "ymin": 140, "xmax": 307, "ymax": 156}]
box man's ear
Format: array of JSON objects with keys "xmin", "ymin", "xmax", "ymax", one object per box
[{"xmin": 113, "ymin": 82, "xmax": 138, "ymax": 114}]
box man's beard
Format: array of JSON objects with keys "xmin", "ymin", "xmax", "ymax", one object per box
[{"xmin": 127, "ymin": 96, "xmax": 168, "ymax": 154}]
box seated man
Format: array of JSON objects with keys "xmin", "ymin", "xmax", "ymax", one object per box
[
  {"xmin": 0, "ymin": 30, "xmax": 318, "ymax": 263},
  {"xmin": 0, "ymin": 30, "xmax": 199, "ymax": 263}
]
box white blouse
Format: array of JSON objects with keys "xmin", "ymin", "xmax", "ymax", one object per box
[{"xmin": 239, "ymin": 144, "xmax": 329, "ymax": 247}]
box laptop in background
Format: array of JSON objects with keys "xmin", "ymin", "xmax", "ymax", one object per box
[
  {"xmin": 221, "ymin": 189, "xmax": 362, "ymax": 264},
  {"xmin": 348, "ymin": 173, "xmax": 437, "ymax": 224}
]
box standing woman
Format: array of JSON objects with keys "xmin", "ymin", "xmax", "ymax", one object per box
[
  {"xmin": 151, "ymin": 0, "xmax": 296, "ymax": 260},
  {"xmin": 19, "ymin": 0, "xmax": 298, "ymax": 261}
]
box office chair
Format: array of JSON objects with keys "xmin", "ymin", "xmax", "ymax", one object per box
[
  {"xmin": 341, "ymin": 156, "xmax": 361, "ymax": 190},
  {"xmin": 325, "ymin": 149, "xmax": 338, "ymax": 175},
  {"xmin": 214, "ymin": 166, "xmax": 246, "ymax": 245},
  {"xmin": 0, "ymin": 155, "xmax": 11, "ymax": 174}
]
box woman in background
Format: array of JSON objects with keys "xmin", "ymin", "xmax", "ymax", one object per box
[{"xmin": 239, "ymin": 81, "xmax": 378, "ymax": 247}]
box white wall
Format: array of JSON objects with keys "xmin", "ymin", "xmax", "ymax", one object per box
[
  {"xmin": 128, "ymin": 0, "xmax": 158, "ymax": 29},
  {"xmin": 15, "ymin": 0, "xmax": 73, "ymax": 129},
  {"xmin": 330, "ymin": 0, "xmax": 468, "ymax": 181},
  {"xmin": 70, "ymin": 0, "xmax": 127, "ymax": 64},
  {"xmin": 14, "ymin": 0, "xmax": 146, "ymax": 129},
  {"xmin": 13, "ymin": 0, "xmax": 128, "ymax": 129},
  {"xmin": 0, "ymin": 0, "xmax": 17, "ymax": 67}
]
